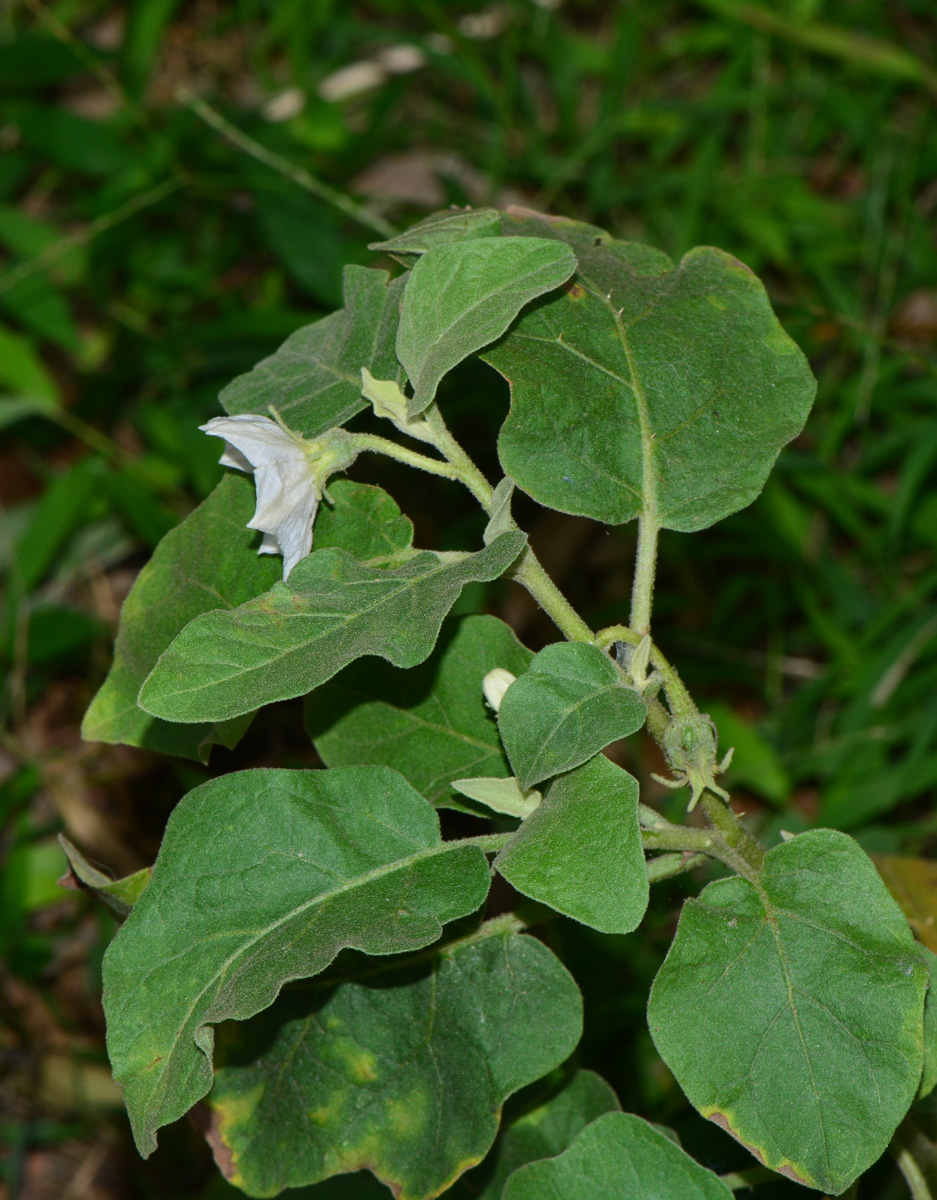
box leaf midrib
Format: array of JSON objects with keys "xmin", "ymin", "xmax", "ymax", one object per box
[{"xmin": 139, "ymin": 834, "xmax": 480, "ymax": 1125}]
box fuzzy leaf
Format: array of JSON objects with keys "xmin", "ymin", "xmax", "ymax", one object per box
[
  {"xmin": 220, "ymin": 265, "xmax": 406, "ymax": 436},
  {"xmin": 314, "ymin": 479, "xmax": 414, "ymax": 560},
  {"xmin": 306, "ymin": 614, "xmax": 532, "ymax": 809},
  {"xmin": 497, "ymin": 642, "xmax": 646, "ymax": 791},
  {"xmin": 501, "ymin": 1112, "xmax": 733, "ymax": 1200},
  {"xmin": 81, "ymin": 474, "xmax": 280, "ymax": 761},
  {"xmin": 647, "ymin": 830, "xmax": 927, "ymax": 1195},
  {"xmin": 445, "ymin": 1070, "xmax": 620, "ymax": 1200},
  {"xmin": 920, "ymin": 946, "xmax": 937, "ymax": 1100},
  {"xmin": 139, "ymin": 533, "xmax": 526, "ymax": 724},
  {"xmin": 369, "ymin": 207, "xmax": 502, "ymax": 260},
  {"xmin": 103, "ymin": 766, "xmax": 492, "ymax": 1158},
  {"xmin": 495, "ymin": 754, "xmax": 648, "ymax": 935},
  {"xmin": 205, "ymin": 928, "xmax": 582, "ymax": 1199},
  {"xmin": 397, "ymin": 237, "xmax": 577, "ymax": 417},
  {"xmin": 484, "ymin": 212, "xmax": 816, "ymax": 532},
  {"xmin": 57, "ymin": 835, "xmax": 150, "ymax": 919}
]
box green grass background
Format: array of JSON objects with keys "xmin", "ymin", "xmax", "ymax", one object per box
[{"xmin": 2, "ymin": 2, "xmax": 937, "ymax": 1197}]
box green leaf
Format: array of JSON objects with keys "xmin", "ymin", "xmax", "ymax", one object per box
[
  {"xmin": 647, "ymin": 830, "xmax": 927, "ymax": 1195},
  {"xmin": 497, "ymin": 642, "xmax": 646, "ymax": 791},
  {"xmin": 103, "ymin": 766, "xmax": 492, "ymax": 1158},
  {"xmin": 484, "ymin": 212, "xmax": 816, "ymax": 531},
  {"xmin": 494, "ymin": 754, "xmax": 648, "ymax": 935},
  {"xmin": 306, "ymin": 614, "xmax": 533, "ymax": 809},
  {"xmin": 369, "ymin": 207, "xmax": 502, "ymax": 260},
  {"xmin": 313, "ymin": 479, "xmax": 413, "ymax": 560},
  {"xmin": 138, "ymin": 531, "xmax": 526, "ymax": 724},
  {"xmin": 920, "ymin": 946, "xmax": 937, "ymax": 1100},
  {"xmin": 206, "ymin": 927, "xmax": 583, "ymax": 1199},
  {"xmin": 501, "ymin": 1111, "xmax": 733, "ymax": 1200},
  {"xmin": 451, "ymin": 776, "xmax": 540, "ymax": 819},
  {"xmin": 397, "ymin": 238, "xmax": 577, "ymax": 417},
  {"xmin": 0, "ymin": 321, "xmax": 58, "ymax": 401},
  {"xmin": 220, "ymin": 265, "xmax": 406, "ymax": 436},
  {"xmin": 445, "ymin": 1069, "xmax": 620, "ymax": 1200},
  {"xmin": 57, "ymin": 835, "xmax": 150, "ymax": 919},
  {"xmin": 82, "ymin": 474, "xmax": 280, "ymax": 761}
]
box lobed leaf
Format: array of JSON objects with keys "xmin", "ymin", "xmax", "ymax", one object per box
[
  {"xmin": 206, "ymin": 928, "xmax": 583, "ymax": 1199},
  {"xmin": 497, "ymin": 641, "xmax": 646, "ymax": 791},
  {"xmin": 397, "ymin": 237, "xmax": 577, "ymax": 417},
  {"xmin": 501, "ymin": 1111, "xmax": 733, "ymax": 1200},
  {"xmin": 306, "ymin": 614, "xmax": 532, "ymax": 809},
  {"xmin": 494, "ymin": 753, "xmax": 648, "ymax": 934},
  {"xmin": 139, "ymin": 532, "xmax": 526, "ymax": 724},
  {"xmin": 103, "ymin": 766, "xmax": 492, "ymax": 1157},
  {"xmin": 81, "ymin": 474, "xmax": 279, "ymax": 760},
  {"xmin": 648, "ymin": 829, "xmax": 927, "ymax": 1195},
  {"xmin": 220, "ymin": 265, "xmax": 406, "ymax": 436},
  {"xmin": 484, "ymin": 210, "xmax": 816, "ymax": 532}
]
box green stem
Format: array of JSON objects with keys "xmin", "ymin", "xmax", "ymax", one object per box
[
  {"xmin": 642, "ymin": 827, "xmax": 717, "ymax": 855},
  {"xmin": 596, "ymin": 624, "xmax": 696, "ymax": 719},
  {"xmin": 349, "ymin": 432, "xmax": 463, "ymax": 481},
  {"xmin": 419, "ymin": 406, "xmax": 597, "ymax": 645},
  {"xmin": 700, "ymin": 794, "xmax": 765, "ymax": 876},
  {"xmin": 630, "ymin": 515, "xmax": 659, "ymax": 636},
  {"xmin": 466, "ymin": 832, "xmax": 514, "ymax": 854},
  {"xmin": 178, "ymin": 88, "xmax": 396, "ymax": 239},
  {"xmin": 646, "ymin": 851, "xmax": 710, "ymax": 883}
]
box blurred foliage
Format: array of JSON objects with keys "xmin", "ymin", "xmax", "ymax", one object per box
[{"xmin": 2, "ymin": 1, "xmax": 937, "ymax": 1197}]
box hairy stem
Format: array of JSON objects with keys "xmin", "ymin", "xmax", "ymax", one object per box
[
  {"xmin": 646, "ymin": 851, "xmax": 710, "ymax": 883},
  {"xmin": 419, "ymin": 406, "xmax": 598, "ymax": 645},
  {"xmin": 349, "ymin": 432, "xmax": 463, "ymax": 481},
  {"xmin": 630, "ymin": 515, "xmax": 659, "ymax": 635},
  {"xmin": 700, "ymin": 793, "xmax": 765, "ymax": 876}
]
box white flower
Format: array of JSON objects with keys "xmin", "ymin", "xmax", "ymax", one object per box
[
  {"xmin": 482, "ymin": 667, "xmax": 516, "ymax": 713},
  {"xmin": 200, "ymin": 414, "xmax": 356, "ymax": 579}
]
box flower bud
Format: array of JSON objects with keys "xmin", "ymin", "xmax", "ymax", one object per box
[{"xmin": 482, "ymin": 667, "xmax": 516, "ymax": 713}]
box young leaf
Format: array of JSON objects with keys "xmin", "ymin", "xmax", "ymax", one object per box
[
  {"xmin": 501, "ymin": 1111, "xmax": 733, "ymax": 1200},
  {"xmin": 57, "ymin": 835, "xmax": 150, "ymax": 919},
  {"xmin": 484, "ymin": 214, "xmax": 816, "ymax": 532},
  {"xmin": 451, "ymin": 776, "xmax": 540, "ymax": 819},
  {"xmin": 206, "ymin": 928, "xmax": 583, "ymax": 1199},
  {"xmin": 103, "ymin": 766, "xmax": 492, "ymax": 1158},
  {"xmin": 494, "ymin": 753, "xmax": 649, "ymax": 935},
  {"xmin": 139, "ymin": 532, "xmax": 526, "ymax": 724},
  {"xmin": 81, "ymin": 474, "xmax": 280, "ymax": 761},
  {"xmin": 314, "ymin": 479, "xmax": 413, "ymax": 560},
  {"xmin": 397, "ymin": 237, "xmax": 577, "ymax": 417},
  {"xmin": 369, "ymin": 207, "xmax": 502, "ymax": 259},
  {"xmin": 306, "ymin": 614, "xmax": 533, "ymax": 809},
  {"xmin": 220, "ymin": 265, "xmax": 406, "ymax": 437},
  {"xmin": 445, "ymin": 1070, "xmax": 620, "ymax": 1200},
  {"xmin": 648, "ymin": 829, "xmax": 927, "ymax": 1195},
  {"xmin": 497, "ymin": 642, "xmax": 646, "ymax": 791}
]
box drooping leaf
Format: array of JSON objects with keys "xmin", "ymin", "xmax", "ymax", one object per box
[
  {"xmin": 501, "ymin": 1111, "xmax": 733, "ymax": 1200},
  {"xmin": 220, "ymin": 265, "xmax": 406, "ymax": 436},
  {"xmin": 920, "ymin": 947, "xmax": 937, "ymax": 1100},
  {"xmin": 648, "ymin": 830, "xmax": 927, "ymax": 1195},
  {"xmin": 57, "ymin": 835, "xmax": 150, "ymax": 919},
  {"xmin": 206, "ymin": 927, "xmax": 583, "ymax": 1199},
  {"xmin": 139, "ymin": 531, "xmax": 526, "ymax": 724},
  {"xmin": 103, "ymin": 766, "xmax": 492, "ymax": 1157},
  {"xmin": 306, "ymin": 614, "xmax": 532, "ymax": 809},
  {"xmin": 397, "ymin": 237, "xmax": 577, "ymax": 417},
  {"xmin": 497, "ymin": 642, "xmax": 646, "ymax": 791},
  {"xmin": 82, "ymin": 474, "xmax": 280, "ymax": 761},
  {"xmin": 483, "ymin": 210, "xmax": 816, "ymax": 532},
  {"xmin": 494, "ymin": 753, "xmax": 648, "ymax": 935},
  {"xmin": 369, "ymin": 207, "xmax": 502, "ymax": 261},
  {"xmin": 313, "ymin": 479, "xmax": 413, "ymax": 560},
  {"xmin": 445, "ymin": 1069, "xmax": 620, "ymax": 1200}
]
